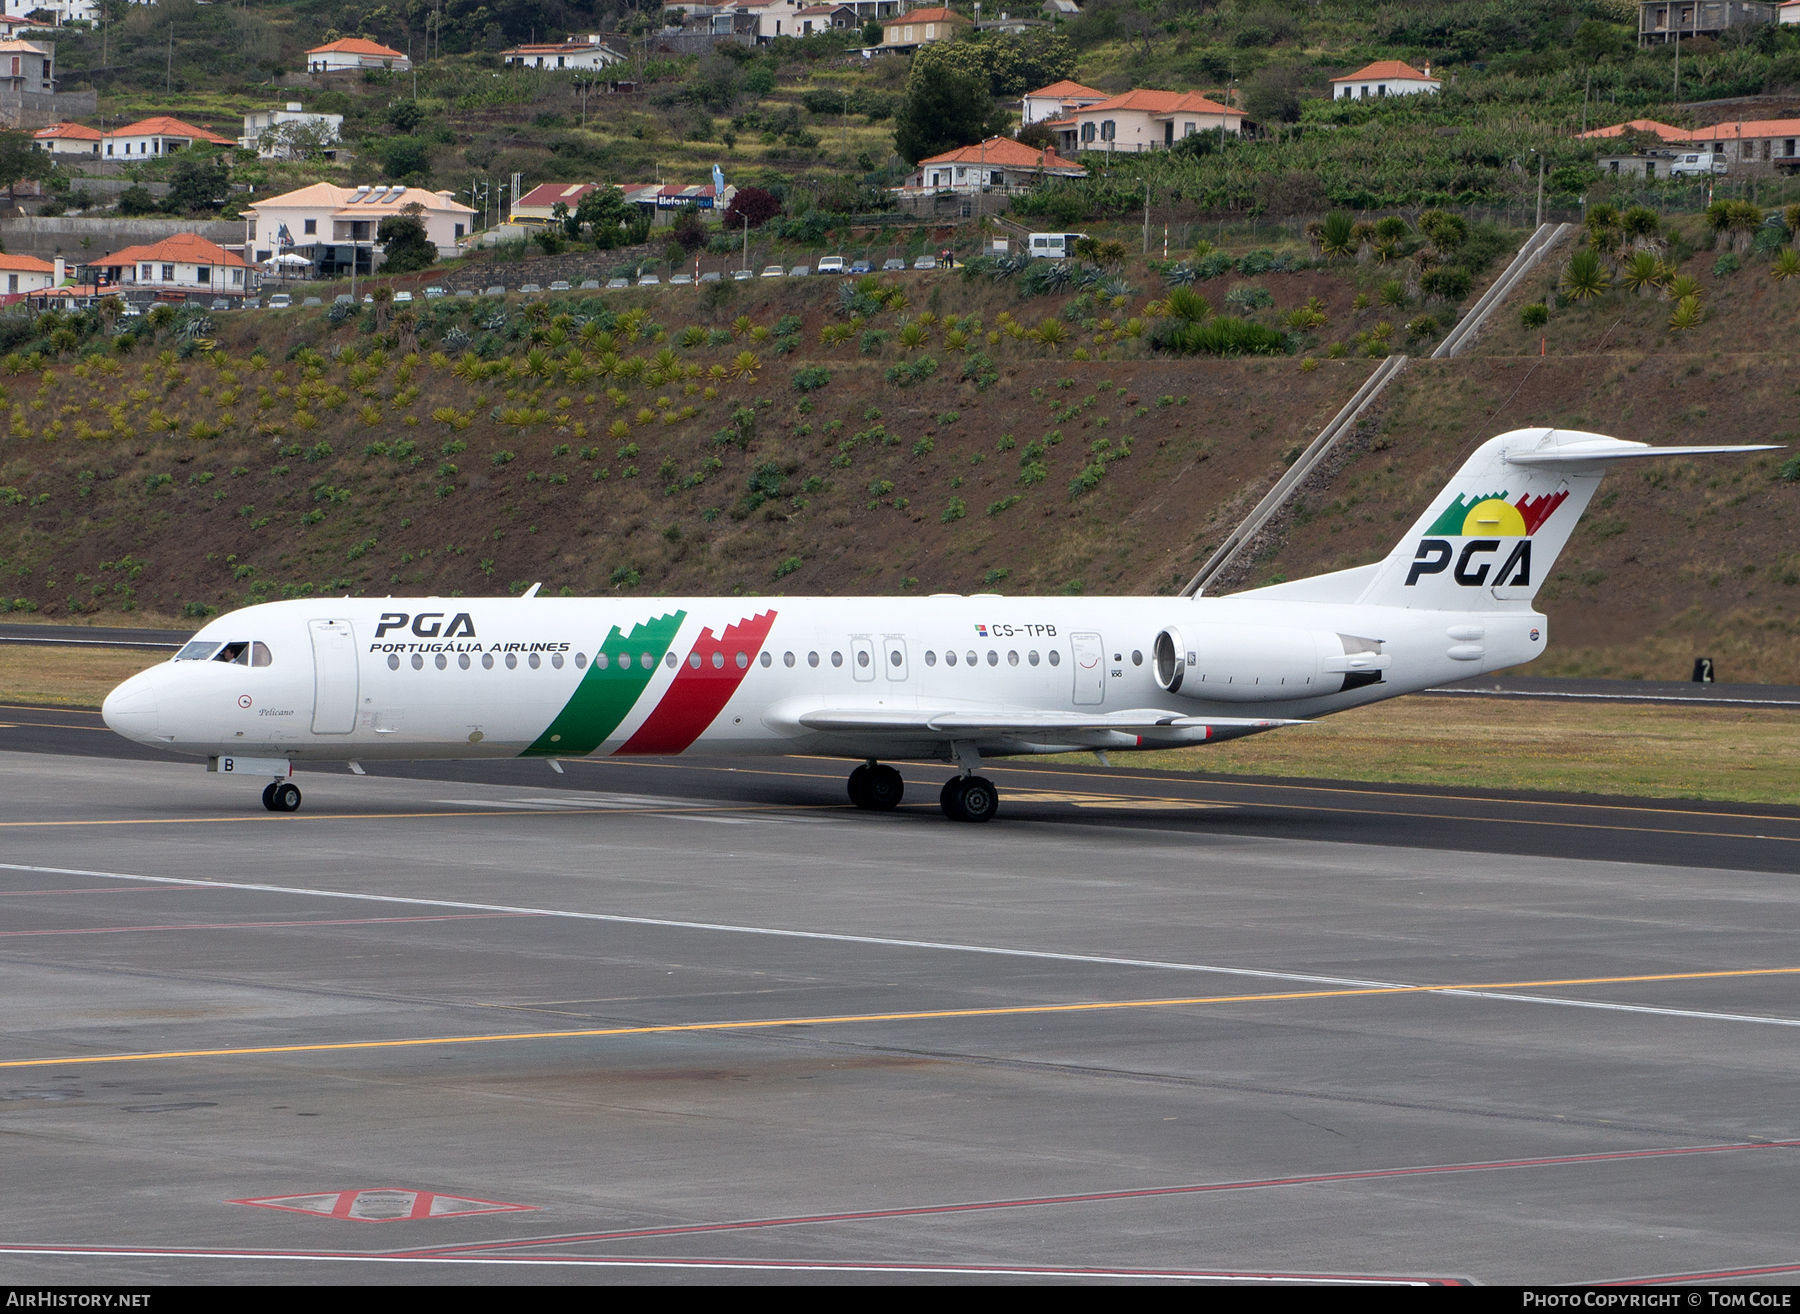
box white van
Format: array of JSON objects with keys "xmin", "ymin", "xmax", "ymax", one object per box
[
  {"xmin": 1669, "ymin": 151, "xmax": 1728, "ymax": 178},
  {"xmin": 1027, "ymin": 232, "xmax": 1086, "ymax": 259}
]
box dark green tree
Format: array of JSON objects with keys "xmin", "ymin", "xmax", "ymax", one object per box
[
  {"xmin": 162, "ymin": 156, "xmax": 231, "ymax": 213},
  {"xmin": 894, "ymin": 61, "xmax": 1002, "ymax": 165},
  {"xmin": 377, "ymin": 206, "xmax": 438, "ymax": 273},
  {"xmin": 861, "ymin": 18, "xmax": 881, "ymax": 44},
  {"xmin": 379, "ymin": 136, "xmax": 432, "ymax": 181},
  {"xmin": 0, "ymin": 130, "xmax": 50, "ymax": 204},
  {"xmin": 116, "ymin": 185, "xmax": 157, "ymax": 216},
  {"xmin": 387, "ymin": 99, "xmax": 425, "ymax": 132}
]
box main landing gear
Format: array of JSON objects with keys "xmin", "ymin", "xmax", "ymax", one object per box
[
  {"xmin": 847, "ymin": 761, "xmax": 904, "ymax": 811},
  {"xmin": 261, "ymin": 780, "xmax": 302, "ymax": 813},
  {"xmin": 939, "ymin": 774, "xmax": 998, "ymax": 824}
]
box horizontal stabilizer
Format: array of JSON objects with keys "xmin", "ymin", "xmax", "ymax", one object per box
[{"xmin": 1504, "ymin": 440, "xmax": 1780, "ymax": 467}]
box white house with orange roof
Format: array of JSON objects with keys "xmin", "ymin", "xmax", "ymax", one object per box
[
  {"xmin": 0, "ymin": 251, "xmax": 57, "ymax": 299},
  {"xmin": 1783, "ymin": 0, "xmax": 1800, "ymax": 24},
  {"xmin": 1069, "ymin": 89, "xmax": 1242, "ymax": 152},
  {"xmin": 245, "ymin": 182, "xmax": 476, "ymax": 275},
  {"xmin": 499, "ymin": 35, "xmax": 626, "ymax": 69},
  {"xmin": 901, "ymin": 136, "xmax": 1087, "ymax": 193},
  {"xmin": 1020, "ymin": 78, "xmax": 1107, "ymax": 127},
  {"xmin": 879, "ymin": 6, "xmax": 971, "ymax": 49},
  {"xmin": 306, "ymin": 38, "xmax": 410, "ymax": 73},
  {"xmin": 87, "ymin": 233, "xmax": 250, "ymax": 299},
  {"xmin": 102, "ymin": 116, "xmax": 234, "ymax": 159},
  {"xmin": 31, "ymin": 120, "xmax": 98, "ymax": 155},
  {"xmin": 1330, "ymin": 60, "xmax": 1441, "ymax": 100},
  {"xmin": 1579, "ymin": 116, "xmax": 1800, "ymax": 175}
]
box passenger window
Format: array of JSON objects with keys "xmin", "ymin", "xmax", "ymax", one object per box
[
  {"xmin": 506, "ymin": 653, "xmax": 518, "ymax": 669},
  {"xmin": 1028, "ymin": 651, "xmax": 1039, "ymax": 666},
  {"xmin": 831, "ymin": 651, "xmax": 843, "ymax": 667},
  {"xmin": 712, "ymin": 651, "xmax": 725, "ymax": 669},
  {"xmin": 552, "ymin": 653, "xmax": 564, "ymax": 669},
  {"xmin": 966, "ymin": 650, "xmax": 977, "ymax": 666},
  {"xmin": 856, "ymin": 649, "xmax": 870, "ymax": 668},
  {"xmin": 252, "ymin": 642, "xmax": 272, "ymax": 667},
  {"xmin": 411, "ymin": 654, "xmax": 423, "ymax": 669},
  {"xmin": 1048, "ymin": 649, "xmax": 1061, "ymax": 666},
  {"xmin": 483, "ymin": 653, "xmax": 495, "ymax": 669},
  {"xmin": 213, "ymin": 641, "xmax": 250, "ymax": 665},
  {"xmin": 459, "ymin": 653, "xmax": 470, "ymax": 669},
  {"xmin": 575, "ymin": 653, "xmax": 587, "ymax": 669},
  {"xmin": 785, "ymin": 651, "xmax": 796, "ymax": 667},
  {"xmin": 760, "ymin": 652, "xmax": 772, "ymax": 667},
  {"xmin": 387, "ymin": 654, "xmax": 399, "ymax": 670},
  {"xmin": 808, "ymin": 651, "xmax": 820, "ymax": 667},
  {"xmin": 175, "ymin": 641, "xmax": 218, "ymax": 661},
  {"xmin": 435, "ymin": 654, "xmax": 447, "ymax": 670},
  {"xmin": 1007, "ymin": 650, "xmax": 1019, "ymax": 666},
  {"xmin": 987, "ymin": 650, "xmax": 998, "ymax": 666},
  {"xmin": 1132, "ymin": 650, "xmax": 1143, "ymax": 666},
  {"xmin": 946, "ymin": 650, "xmax": 957, "ymax": 666},
  {"xmin": 529, "ymin": 653, "xmax": 541, "ymax": 669},
  {"xmin": 924, "ymin": 650, "xmax": 936, "ymax": 666}
]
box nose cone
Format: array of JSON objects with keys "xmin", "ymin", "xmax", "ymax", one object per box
[{"xmin": 102, "ymin": 669, "xmax": 160, "ymax": 741}]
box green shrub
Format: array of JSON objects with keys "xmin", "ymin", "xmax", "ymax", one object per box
[
  {"xmin": 792, "ymin": 364, "xmax": 832, "ymax": 392},
  {"xmin": 1520, "ymin": 303, "xmax": 1550, "ymax": 329}
]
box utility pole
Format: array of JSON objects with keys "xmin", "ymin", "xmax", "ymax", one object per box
[
  {"xmin": 1534, "ymin": 149, "xmax": 1545, "ymax": 228},
  {"xmin": 410, "ymin": 37, "xmax": 416, "ymax": 100},
  {"xmin": 1581, "ymin": 65, "xmax": 1590, "ymax": 136},
  {"xmin": 1142, "ymin": 179, "xmax": 1150, "ymax": 254},
  {"xmin": 166, "ymin": 20, "xmax": 173, "ymax": 95},
  {"xmin": 742, "ymin": 213, "xmax": 749, "ymax": 273},
  {"xmin": 1674, "ymin": 26, "xmax": 1680, "ymax": 107}
]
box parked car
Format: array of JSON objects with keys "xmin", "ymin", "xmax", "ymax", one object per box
[
  {"xmin": 333, "ymin": 293, "xmax": 354, "ymax": 305},
  {"xmin": 392, "ymin": 290, "xmax": 413, "ymax": 303},
  {"xmin": 789, "ymin": 265, "xmax": 811, "ymax": 277},
  {"xmin": 455, "ymin": 289, "xmax": 475, "ymax": 298},
  {"xmin": 606, "ymin": 277, "xmax": 630, "ymax": 289},
  {"xmin": 1669, "ymin": 151, "xmax": 1728, "ymax": 177},
  {"xmin": 266, "ymin": 293, "xmax": 292, "ymax": 309},
  {"xmin": 580, "ymin": 280, "xmax": 601, "ymax": 290},
  {"xmin": 882, "ymin": 258, "xmax": 906, "ymax": 272},
  {"xmin": 549, "ymin": 280, "xmax": 571, "ymax": 292},
  {"xmin": 816, "ymin": 256, "xmax": 846, "ymax": 274},
  {"xmin": 209, "ymin": 298, "xmax": 231, "ymax": 310},
  {"xmin": 118, "ymin": 302, "xmax": 142, "ymax": 318},
  {"xmin": 849, "ymin": 259, "xmax": 872, "ymax": 274},
  {"xmin": 518, "ymin": 283, "xmax": 541, "ymax": 293},
  {"xmin": 422, "ymin": 286, "xmax": 447, "ymax": 299},
  {"xmin": 670, "ymin": 273, "xmax": 693, "ymax": 285},
  {"xmin": 302, "ymin": 297, "xmax": 323, "ymax": 307},
  {"xmin": 913, "ymin": 255, "xmax": 938, "ymax": 271},
  {"xmin": 698, "ymin": 270, "xmax": 722, "ymax": 283},
  {"xmin": 733, "ymin": 268, "xmax": 754, "ymax": 281},
  {"xmin": 484, "ymin": 286, "xmax": 506, "ymax": 297},
  {"xmin": 761, "ymin": 265, "xmax": 786, "ymax": 278},
  {"xmin": 637, "ymin": 273, "xmax": 661, "ymax": 286}
]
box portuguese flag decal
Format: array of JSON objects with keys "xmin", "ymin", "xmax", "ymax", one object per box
[
  {"xmin": 1425, "ymin": 490, "xmax": 1567, "ymax": 537},
  {"xmin": 523, "ymin": 610, "xmax": 687, "ymax": 756}
]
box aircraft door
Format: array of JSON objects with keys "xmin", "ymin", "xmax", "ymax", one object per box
[
  {"xmin": 1070, "ymin": 631, "xmax": 1105, "ymax": 705},
  {"xmin": 308, "ymin": 619, "xmax": 359, "ymax": 734},
  {"xmin": 882, "ymin": 636, "xmax": 908, "ymax": 681},
  {"xmin": 850, "ymin": 636, "xmax": 876, "ymax": 682}
]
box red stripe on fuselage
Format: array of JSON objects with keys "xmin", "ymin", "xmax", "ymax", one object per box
[{"xmin": 616, "ymin": 611, "xmax": 777, "ymax": 755}]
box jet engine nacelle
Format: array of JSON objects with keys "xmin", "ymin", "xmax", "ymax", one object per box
[{"xmin": 1151, "ymin": 625, "xmax": 1389, "ymax": 702}]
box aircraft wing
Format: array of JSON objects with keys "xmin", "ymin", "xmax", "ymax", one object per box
[
  {"xmin": 795, "ymin": 707, "xmax": 1305, "ymax": 735},
  {"xmin": 1504, "ymin": 440, "xmax": 1781, "ymax": 467}
]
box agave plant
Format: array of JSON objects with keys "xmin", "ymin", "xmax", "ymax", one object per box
[
  {"xmin": 943, "ymin": 328, "xmax": 970, "ymax": 353},
  {"xmin": 1029, "ymin": 318, "xmax": 1070, "ymax": 352},
  {"xmin": 731, "ymin": 315, "xmax": 754, "ymax": 338},
  {"xmin": 748, "ymin": 325, "xmax": 772, "ymax": 344},
  {"xmin": 609, "ymin": 419, "xmax": 631, "ymax": 440},
  {"xmin": 616, "ymin": 356, "xmax": 648, "ymax": 384},
  {"xmin": 1622, "ymin": 252, "xmax": 1664, "ymax": 295},
  {"xmin": 679, "ymin": 326, "xmax": 707, "ymax": 348},
  {"xmin": 1319, "ymin": 210, "xmax": 1356, "ymax": 260},
  {"xmin": 1560, "ymin": 249, "xmax": 1611, "ymax": 302},
  {"xmin": 1164, "ymin": 288, "xmax": 1212, "ymax": 323},
  {"xmin": 819, "ymin": 324, "xmax": 854, "ymax": 347},
  {"xmin": 1669, "ymin": 294, "xmax": 1704, "ymax": 331},
  {"xmin": 897, "ymin": 321, "xmax": 928, "ymax": 352},
  {"xmin": 442, "ymin": 326, "xmax": 472, "ymax": 353},
  {"xmin": 1667, "ymin": 274, "xmax": 1702, "ymax": 301},
  {"xmin": 593, "ymin": 351, "xmax": 620, "ymax": 378},
  {"xmin": 648, "ymin": 347, "xmax": 682, "ymax": 385},
  {"xmin": 729, "ymin": 350, "xmax": 760, "ymax": 381},
  {"xmin": 1163, "ymin": 262, "xmax": 1197, "ymax": 287},
  {"xmin": 1378, "ymin": 280, "xmax": 1408, "ymax": 308},
  {"xmin": 523, "ymin": 348, "xmax": 554, "ymax": 379},
  {"xmin": 1772, "ymin": 249, "xmax": 1800, "ymax": 282}
]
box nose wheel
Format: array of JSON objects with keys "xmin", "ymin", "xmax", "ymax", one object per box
[
  {"xmin": 262, "ymin": 781, "xmax": 302, "ymax": 813},
  {"xmin": 940, "ymin": 775, "xmax": 998, "ymax": 823},
  {"xmin": 847, "ymin": 763, "xmax": 904, "ymax": 811}
]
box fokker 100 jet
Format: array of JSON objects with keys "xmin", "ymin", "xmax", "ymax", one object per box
[{"xmin": 101, "ymin": 428, "xmax": 1770, "ymax": 821}]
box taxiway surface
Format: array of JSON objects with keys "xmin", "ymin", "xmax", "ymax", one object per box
[{"xmin": 3, "ymin": 714, "xmax": 1800, "ymax": 1285}]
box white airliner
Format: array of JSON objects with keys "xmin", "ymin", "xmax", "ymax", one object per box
[{"xmin": 101, "ymin": 429, "xmax": 1770, "ymax": 820}]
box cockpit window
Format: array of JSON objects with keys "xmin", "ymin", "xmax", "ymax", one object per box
[
  {"xmin": 174, "ymin": 641, "xmax": 219, "ymax": 661},
  {"xmin": 213, "ymin": 641, "xmax": 251, "ymax": 666},
  {"xmin": 252, "ymin": 642, "xmax": 272, "ymax": 668}
]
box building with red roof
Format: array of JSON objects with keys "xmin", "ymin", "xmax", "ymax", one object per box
[
  {"xmin": 0, "ymin": 251, "xmax": 58, "ymax": 300},
  {"xmin": 500, "ymin": 36, "xmax": 626, "ymax": 70},
  {"xmin": 306, "ymin": 37, "xmax": 410, "ymax": 73},
  {"xmin": 102, "ymin": 116, "xmax": 235, "ymax": 161},
  {"xmin": 32, "ymin": 121, "xmax": 100, "ymax": 156},
  {"xmin": 1069, "ymin": 89, "xmax": 1243, "ymax": 153},
  {"xmin": 87, "ymin": 233, "xmax": 250, "ymax": 299},
  {"xmin": 1021, "ymin": 78, "xmax": 1108, "ymax": 127},
  {"xmin": 879, "ymin": 5, "xmax": 971, "ymax": 49},
  {"xmin": 901, "ymin": 136, "xmax": 1087, "ymax": 193},
  {"xmin": 1581, "ymin": 116, "xmax": 1800, "ymax": 175},
  {"xmin": 1329, "ymin": 60, "xmax": 1441, "ymax": 100}
]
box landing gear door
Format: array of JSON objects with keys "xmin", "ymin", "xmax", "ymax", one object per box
[
  {"xmin": 1070, "ymin": 631, "xmax": 1105, "ymax": 706},
  {"xmin": 308, "ymin": 619, "xmax": 358, "ymax": 734}
]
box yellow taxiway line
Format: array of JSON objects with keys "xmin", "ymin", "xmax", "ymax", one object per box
[{"xmin": 6, "ymin": 965, "xmax": 1797, "ymax": 1071}]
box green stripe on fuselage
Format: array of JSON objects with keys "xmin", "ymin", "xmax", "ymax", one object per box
[{"xmin": 522, "ymin": 610, "xmax": 686, "ymax": 756}]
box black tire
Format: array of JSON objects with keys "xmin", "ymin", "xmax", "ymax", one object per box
[
  {"xmin": 939, "ymin": 776, "xmax": 967, "ymax": 821},
  {"xmin": 958, "ymin": 776, "xmax": 998, "ymax": 823},
  {"xmin": 866, "ymin": 764, "xmax": 903, "ymax": 810},
  {"xmin": 261, "ymin": 782, "xmax": 279, "ymax": 812},
  {"xmin": 846, "ymin": 764, "xmax": 874, "ymax": 810},
  {"xmin": 272, "ymin": 782, "xmax": 302, "ymax": 813}
]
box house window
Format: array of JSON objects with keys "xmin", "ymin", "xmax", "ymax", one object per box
[
  {"xmin": 1787, "ymin": 139, "xmax": 1797, "ymax": 157},
  {"xmin": 140, "ymin": 264, "xmax": 152, "ymax": 281},
  {"xmin": 161, "ymin": 264, "xmax": 174, "ymax": 280},
  {"xmin": 1377, "ymin": 84, "xmax": 1387, "ymax": 95},
  {"xmin": 231, "ymin": 269, "xmax": 242, "ymax": 285},
  {"xmin": 1080, "ymin": 121, "xmax": 1095, "ymax": 143},
  {"xmin": 197, "ymin": 267, "xmax": 211, "ymax": 284},
  {"xmin": 1100, "ymin": 120, "xmax": 1115, "ymax": 141},
  {"xmin": 1183, "ymin": 122, "xmax": 1196, "ymax": 136},
  {"xmin": 454, "ymin": 223, "xmax": 465, "ymax": 239},
  {"xmin": 6, "ymin": 275, "xmax": 14, "ymax": 293},
  {"xmin": 303, "ymin": 218, "xmax": 316, "ymax": 235}
]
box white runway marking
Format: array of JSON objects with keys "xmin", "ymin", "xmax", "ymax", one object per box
[{"xmin": 2, "ymin": 862, "xmax": 1796, "ymax": 1030}]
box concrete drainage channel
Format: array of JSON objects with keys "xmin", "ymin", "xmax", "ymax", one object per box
[{"xmin": 1181, "ymin": 221, "xmax": 1575, "ymax": 597}]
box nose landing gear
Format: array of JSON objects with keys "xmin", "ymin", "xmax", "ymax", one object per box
[
  {"xmin": 261, "ymin": 781, "xmax": 302, "ymax": 813},
  {"xmin": 847, "ymin": 761, "xmax": 904, "ymax": 811}
]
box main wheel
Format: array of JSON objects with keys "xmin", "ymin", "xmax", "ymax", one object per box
[
  {"xmin": 847, "ymin": 764, "xmax": 873, "ymax": 809},
  {"xmin": 939, "ymin": 776, "xmax": 966, "ymax": 821},
  {"xmin": 261, "ymin": 782, "xmax": 279, "ymax": 812},
  {"xmin": 865, "ymin": 764, "xmax": 903, "ymax": 811},
  {"xmin": 957, "ymin": 776, "xmax": 998, "ymax": 824},
  {"xmin": 271, "ymin": 781, "xmax": 302, "ymax": 813}
]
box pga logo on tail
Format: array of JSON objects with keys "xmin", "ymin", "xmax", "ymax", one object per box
[{"xmin": 1404, "ymin": 490, "xmax": 1569, "ymax": 588}]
